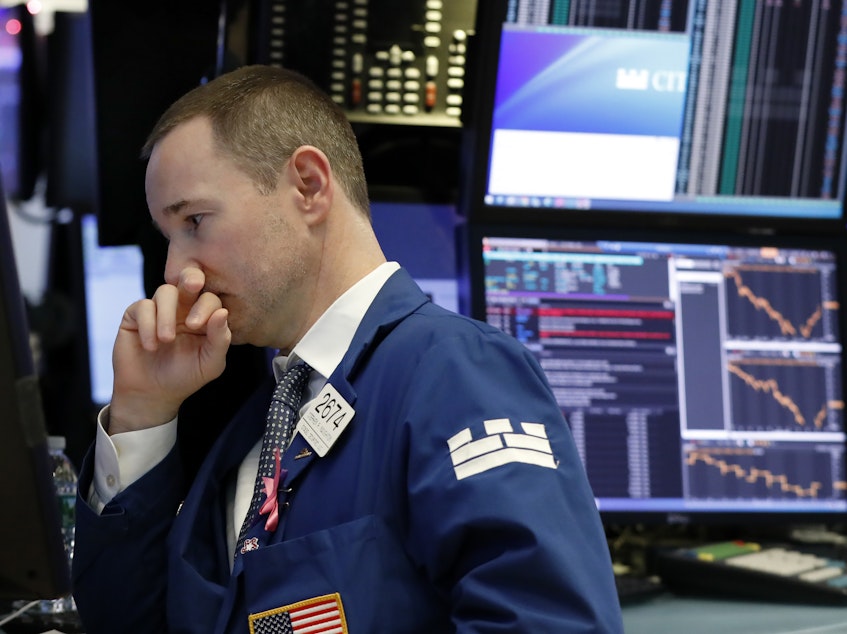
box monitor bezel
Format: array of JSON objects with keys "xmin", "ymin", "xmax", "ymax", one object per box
[{"xmin": 458, "ymin": 0, "xmax": 847, "ymax": 236}]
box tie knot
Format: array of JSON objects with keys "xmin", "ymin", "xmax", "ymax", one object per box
[{"xmin": 271, "ymin": 361, "xmax": 312, "ymax": 410}]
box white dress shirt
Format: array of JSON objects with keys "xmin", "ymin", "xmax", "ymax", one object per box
[{"xmin": 90, "ymin": 262, "xmax": 400, "ymax": 563}]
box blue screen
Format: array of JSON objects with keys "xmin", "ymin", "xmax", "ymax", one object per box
[
  {"xmin": 0, "ymin": 7, "xmax": 22, "ymax": 196},
  {"xmin": 478, "ymin": 2, "xmax": 847, "ymax": 224}
]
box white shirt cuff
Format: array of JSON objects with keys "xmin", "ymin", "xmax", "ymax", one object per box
[{"xmin": 90, "ymin": 404, "xmax": 178, "ymax": 512}]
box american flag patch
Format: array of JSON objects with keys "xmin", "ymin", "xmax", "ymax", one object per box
[{"xmin": 248, "ymin": 593, "xmax": 348, "ymax": 634}]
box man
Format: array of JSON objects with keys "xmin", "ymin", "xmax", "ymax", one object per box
[{"xmin": 72, "ymin": 65, "xmax": 624, "ymax": 633}]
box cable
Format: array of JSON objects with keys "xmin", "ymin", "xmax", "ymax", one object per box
[{"xmin": 0, "ymin": 599, "xmax": 40, "ymax": 627}]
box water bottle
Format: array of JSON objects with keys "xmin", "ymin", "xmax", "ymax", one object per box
[{"xmin": 40, "ymin": 435, "xmax": 78, "ymax": 614}]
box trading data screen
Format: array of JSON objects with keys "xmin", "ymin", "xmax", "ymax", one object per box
[{"xmin": 479, "ymin": 231, "xmax": 847, "ymax": 518}]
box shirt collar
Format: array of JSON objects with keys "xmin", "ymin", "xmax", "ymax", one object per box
[{"xmin": 272, "ymin": 261, "xmax": 400, "ymax": 381}]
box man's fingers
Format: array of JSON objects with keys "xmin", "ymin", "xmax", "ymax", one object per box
[
  {"xmin": 171, "ymin": 267, "xmax": 207, "ymax": 324},
  {"xmin": 185, "ymin": 292, "xmax": 225, "ymax": 330},
  {"xmin": 151, "ymin": 283, "xmax": 179, "ymax": 342},
  {"xmin": 124, "ymin": 268, "xmax": 222, "ymax": 352},
  {"xmin": 178, "ymin": 267, "xmax": 205, "ymax": 295},
  {"xmin": 122, "ymin": 298, "xmax": 160, "ymax": 352},
  {"xmin": 199, "ymin": 308, "xmax": 231, "ymax": 381},
  {"xmin": 206, "ymin": 308, "xmax": 231, "ymax": 350}
]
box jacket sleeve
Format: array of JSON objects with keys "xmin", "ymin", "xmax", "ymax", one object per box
[
  {"xmin": 403, "ymin": 327, "xmax": 624, "ymax": 633},
  {"xmin": 72, "ymin": 443, "xmax": 185, "ymax": 634}
]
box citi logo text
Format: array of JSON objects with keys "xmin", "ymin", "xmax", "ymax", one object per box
[{"xmin": 616, "ymin": 68, "xmax": 686, "ymax": 92}]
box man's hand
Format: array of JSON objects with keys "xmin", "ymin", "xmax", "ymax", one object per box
[{"xmin": 108, "ymin": 267, "xmax": 231, "ymax": 434}]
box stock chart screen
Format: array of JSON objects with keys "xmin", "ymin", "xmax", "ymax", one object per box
[{"xmin": 479, "ymin": 231, "xmax": 847, "ymax": 517}]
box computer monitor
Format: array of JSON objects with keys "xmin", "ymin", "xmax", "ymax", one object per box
[
  {"xmin": 370, "ymin": 200, "xmax": 460, "ymax": 313},
  {"xmin": 80, "ymin": 213, "xmax": 145, "ymax": 408},
  {"xmin": 462, "ymin": 222, "xmax": 847, "ymax": 525},
  {"xmin": 0, "ymin": 4, "xmax": 40, "ymax": 202},
  {"xmin": 0, "ymin": 178, "xmax": 71, "ymax": 599},
  {"xmin": 461, "ymin": 0, "xmax": 847, "ymax": 231}
]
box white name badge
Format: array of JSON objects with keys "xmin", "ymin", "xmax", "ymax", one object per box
[{"xmin": 297, "ymin": 383, "xmax": 355, "ymax": 457}]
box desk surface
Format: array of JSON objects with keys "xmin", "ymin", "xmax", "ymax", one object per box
[{"xmin": 623, "ymin": 593, "xmax": 847, "ymax": 633}]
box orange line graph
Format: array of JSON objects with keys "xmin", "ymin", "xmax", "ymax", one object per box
[
  {"xmin": 687, "ymin": 450, "xmax": 823, "ymax": 497},
  {"xmin": 725, "ymin": 268, "xmax": 823, "ymax": 337},
  {"xmin": 727, "ymin": 362, "xmax": 840, "ymax": 428}
]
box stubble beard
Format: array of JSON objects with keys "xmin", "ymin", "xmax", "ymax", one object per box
[{"xmin": 228, "ymin": 254, "xmax": 309, "ymax": 348}]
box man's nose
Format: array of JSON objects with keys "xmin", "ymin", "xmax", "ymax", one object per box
[{"xmin": 163, "ymin": 243, "xmax": 196, "ymax": 286}]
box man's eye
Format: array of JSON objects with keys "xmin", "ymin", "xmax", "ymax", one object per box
[{"xmin": 188, "ymin": 215, "xmax": 203, "ymax": 228}]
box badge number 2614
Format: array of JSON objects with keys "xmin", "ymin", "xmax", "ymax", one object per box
[{"xmin": 297, "ymin": 383, "xmax": 355, "ymax": 457}]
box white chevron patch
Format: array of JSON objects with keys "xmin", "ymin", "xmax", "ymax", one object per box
[{"xmin": 447, "ymin": 419, "xmax": 556, "ymax": 480}]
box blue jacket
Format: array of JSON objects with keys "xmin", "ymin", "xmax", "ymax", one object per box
[{"xmin": 73, "ymin": 269, "xmax": 624, "ymax": 633}]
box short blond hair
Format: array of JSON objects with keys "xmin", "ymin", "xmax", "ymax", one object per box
[{"xmin": 142, "ymin": 65, "xmax": 371, "ymax": 218}]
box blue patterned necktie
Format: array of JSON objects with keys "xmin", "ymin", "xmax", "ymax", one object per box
[{"xmin": 236, "ymin": 361, "xmax": 312, "ymax": 553}]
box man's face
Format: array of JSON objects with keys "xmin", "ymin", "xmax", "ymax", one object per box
[{"xmin": 144, "ymin": 117, "xmax": 310, "ymax": 349}]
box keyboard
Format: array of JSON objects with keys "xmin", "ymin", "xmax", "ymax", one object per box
[{"xmin": 652, "ymin": 540, "xmax": 847, "ymax": 605}]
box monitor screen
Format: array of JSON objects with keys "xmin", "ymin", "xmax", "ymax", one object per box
[
  {"xmin": 80, "ymin": 213, "xmax": 145, "ymax": 408},
  {"xmin": 462, "ymin": 0, "xmax": 847, "ymax": 229},
  {"xmin": 0, "ymin": 6, "xmax": 24, "ymax": 197},
  {"xmin": 370, "ymin": 200, "xmax": 460, "ymax": 313},
  {"xmin": 0, "ymin": 5, "xmax": 40, "ymax": 202},
  {"xmin": 463, "ymin": 223, "xmax": 847, "ymax": 524}
]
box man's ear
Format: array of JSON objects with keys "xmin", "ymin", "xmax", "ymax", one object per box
[{"xmin": 288, "ymin": 145, "xmax": 332, "ymax": 225}]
